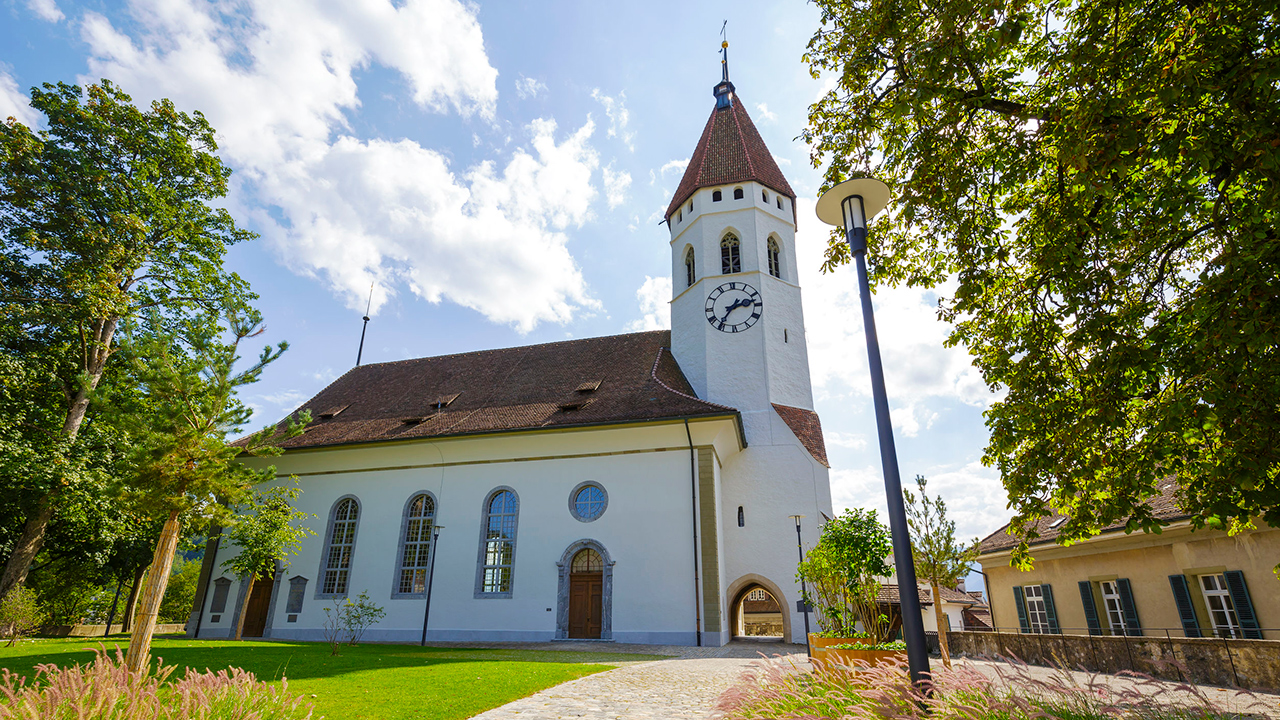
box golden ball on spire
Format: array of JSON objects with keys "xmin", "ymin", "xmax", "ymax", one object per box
[{"xmin": 722, "ymin": 40, "xmax": 729, "ymax": 49}]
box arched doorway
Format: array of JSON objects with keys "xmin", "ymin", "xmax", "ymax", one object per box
[
  {"xmin": 555, "ymin": 540, "xmax": 614, "ymax": 640},
  {"xmin": 731, "ymin": 584, "xmax": 784, "ymax": 639}
]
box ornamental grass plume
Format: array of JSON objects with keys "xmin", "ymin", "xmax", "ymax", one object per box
[
  {"xmin": 0, "ymin": 648, "xmax": 314, "ymax": 719},
  {"xmin": 713, "ymin": 654, "xmax": 1268, "ymax": 720}
]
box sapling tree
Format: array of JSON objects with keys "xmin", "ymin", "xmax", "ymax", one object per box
[
  {"xmin": 222, "ymin": 484, "xmax": 314, "ymax": 640},
  {"xmin": 904, "ymin": 475, "xmax": 979, "ymax": 668},
  {"xmin": 120, "ymin": 312, "xmax": 305, "ymax": 672},
  {"xmin": 797, "ymin": 508, "xmax": 893, "ymax": 640}
]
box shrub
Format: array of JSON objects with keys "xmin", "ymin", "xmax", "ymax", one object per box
[
  {"xmin": 157, "ymin": 559, "xmax": 202, "ymax": 623},
  {"xmin": 0, "ymin": 587, "xmax": 44, "ymax": 646},
  {"xmin": 0, "ymin": 648, "xmax": 313, "ymax": 719},
  {"xmin": 796, "ymin": 509, "xmax": 894, "ymax": 640},
  {"xmin": 714, "ymin": 655, "xmax": 1265, "ymax": 720},
  {"xmin": 321, "ymin": 590, "xmax": 386, "ymax": 655}
]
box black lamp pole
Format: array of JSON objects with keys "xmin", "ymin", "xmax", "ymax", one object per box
[
  {"xmin": 816, "ymin": 179, "xmax": 931, "ymax": 688},
  {"xmin": 420, "ymin": 525, "xmax": 443, "ymax": 646},
  {"xmin": 789, "ymin": 514, "xmax": 812, "ymax": 656}
]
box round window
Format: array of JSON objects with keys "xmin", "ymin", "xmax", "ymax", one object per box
[{"xmin": 570, "ymin": 482, "xmax": 607, "ymax": 522}]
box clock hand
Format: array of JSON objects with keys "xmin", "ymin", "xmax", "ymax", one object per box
[{"xmin": 720, "ymin": 298, "xmax": 749, "ymax": 322}]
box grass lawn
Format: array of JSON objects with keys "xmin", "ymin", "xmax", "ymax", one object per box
[{"xmin": 0, "ymin": 636, "xmax": 663, "ymax": 719}]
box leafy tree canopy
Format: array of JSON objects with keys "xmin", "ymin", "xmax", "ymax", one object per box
[{"xmin": 804, "ymin": 0, "xmax": 1279, "ymax": 565}]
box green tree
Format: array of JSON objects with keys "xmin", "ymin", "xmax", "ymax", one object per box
[
  {"xmin": 221, "ymin": 484, "xmax": 314, "ymax": 640},
  {"xmin": 803, "ymin": 0, "xmax": 1279, "ymax": 565},
  {"xmin": 119, "ymin": 313, "xmax": 304, "ymax": 672},
  {"xmin": 157, "ymin": 558, "xmax": 203, "ymax": 624},
  {"xmin": 903, "ymin": 475, "xmax": 979, "ymax": 668},
  {"xmin": 797, "ymin": 508, "xmax": 894, "ymax": 640},
  {"xmin": 0, "ymin": 79, "xmax": 257, "ymax": 600}
]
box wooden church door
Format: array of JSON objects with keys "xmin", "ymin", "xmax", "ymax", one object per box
[
  {"xmin": 567, "ymin": 549, "xmax": 603, "ymax": 639},
  {"xmin": 242, "ymin": 575, "xmax": 274, "ymax": 637}
]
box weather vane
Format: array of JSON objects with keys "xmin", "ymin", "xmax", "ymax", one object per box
[{"xmin": 720, "ymin": 21, "xmax": 730, "ymax": 82}]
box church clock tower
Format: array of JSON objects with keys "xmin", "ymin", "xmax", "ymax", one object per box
[{"xmin": 666, "ymin": 45, "xmax": 815, "ymax": 443}]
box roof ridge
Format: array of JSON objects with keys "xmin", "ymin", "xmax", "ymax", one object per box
[
  {"xmin": 649, "ymin": 346, "xmax": 736, "ymax": 411},
  {"xmin": 354, "ymin": 329, "xmax": 670, "ymax": 369}
]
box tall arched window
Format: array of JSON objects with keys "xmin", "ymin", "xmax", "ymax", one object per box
[
  {"xmin": 721, "ymin": 234, "xmax": 741, "ymax": 274},
  {"xmin": 394, "ymin": 493, "xmax": 436, "ymax": 596},
  {"xmin": 319, "ymin": 497, "xmax": 360, "ymax": 597},
  {"xmin": 767, "ymin": 238, "xmax": 782, "ymax": 279},
  {"xmin": 685, "ymin": 246, "xmax": 696, "ymax": 288},
  {"xmin": 477, "ymin": 488, "xmax": 519, "ymax": 596}
]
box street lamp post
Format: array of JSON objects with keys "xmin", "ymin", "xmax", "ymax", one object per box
[
  {"xmin": 816, "ymin": 178, "xmax": 931, "ymax": 687},
  {"xmin": 420, "ymin": 525, "xmax": 444, "ymax": 646},
  {"xmin": 788, "ymin": 514, "xmax": 812, "ymax": 656}
]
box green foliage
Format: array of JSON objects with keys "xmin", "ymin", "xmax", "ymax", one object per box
[
  {"xmin": 797, "ymin": 509, "xmax": 894, "ymax": 639},
  {"xmin": 904, "ymin": 475, "xmax": 980, "ymax": 589},
  {"xmin": 221, "ymin": 485, "xmax": 314, "ymax": 583},
  {"xmin": 0, "ymin": 586, "xmax": 43, "ymax": 646},
  {"xmin": 321, "ymin": 590, "xmax": 386, "ymax": 654},
  {"xmin": 804, "ymin": 0, "xmax": 1280, "ymax": 566},
  {"xmin": 158, "ymin": 559, "xmax": 202, "ymax": 624}
]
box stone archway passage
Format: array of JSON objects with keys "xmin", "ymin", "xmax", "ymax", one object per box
[
  {"xmin": 732, "ymin": 584, "xmax": 783, "ymax": 638},
  {"xmin": 556, "ymin": 539, "xmax": 614, "ymax": 640},
  {"xmin": 725, "ymin": 574, "xmax": 793, "ymax": 642}
]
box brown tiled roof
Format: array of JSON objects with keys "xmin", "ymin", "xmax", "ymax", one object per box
[
  {"xmin": 254, "ymin": 331, "xmax": 739, "ymax": 451},
  {"xmin": 975, "ymin": 480, "xmax": 1189, "ymax": 556},
  {"xmin": 877, "ymin": 584, "xmax": 978, "ymax": 607},
  {"xmin": 963, "ymin": 607, "xmax": 993, "ymax": 631},
  {"xmin": 665, "ymin": 92, "xmax": 795, "ymax": 222},
  {"xmin": 772, "ymin": 404, "xmax": 829, "ymax": 468}
]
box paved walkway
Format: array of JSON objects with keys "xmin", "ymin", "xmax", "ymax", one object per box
[{"xmin": 467, "ymin": 642, "xmax": 808, "ymax": 719}]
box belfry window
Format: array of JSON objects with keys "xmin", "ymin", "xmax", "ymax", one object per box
[
  {"xmin": 768, "ymin": 238, "xmax": 782, "ymax": 279},
  {"xmin": 733, "ymin": 187, "xmax": 744, "ymax": 200},
  {"xmin": 777, "ymin": 197, "xmax": 783, "ymax": 209},
  {"xmin": 721, "ymin": 234, "xmax": 741, "ymax": 274},
  {"xmin": 685, "ymin": 246, "xmax": 696, "ymax": 288},
  {"xmin": 762, "ymin": 190, "xmax": 769, "ymax": 202},
  {"xmin": 478, "ymin": 489, "xmax": 519, "ymax": 596}
]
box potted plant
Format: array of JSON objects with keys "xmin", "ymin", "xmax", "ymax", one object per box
[{"xmin": 798, "ymin": 509, "xmax": 906, "ymax": 667}]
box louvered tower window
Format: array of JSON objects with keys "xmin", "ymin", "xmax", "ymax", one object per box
[
  {"xmin": 721, "ymin": 234, "xmax": 741, "ymax": 274},
  {"xmin": 767, "ymin": 238, "xmax": 781, "ymax": 278},
  {"xmin": 685, "ymin": 246, "xmax": 696, "ymax": 287}
]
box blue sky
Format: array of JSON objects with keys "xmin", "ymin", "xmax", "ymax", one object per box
[{"xmin": 2, "ymin": 0, "xmax": 1009, "ymax": 578}]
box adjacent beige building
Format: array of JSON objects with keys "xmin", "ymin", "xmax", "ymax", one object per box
[{"xmin": 977, "ymin": 485, "xmax": 1278, "ymax": 640}]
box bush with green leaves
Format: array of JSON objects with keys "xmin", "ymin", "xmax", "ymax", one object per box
[
  {"xmin": 797, "ymin": 509, "xmax": 893, "ymax": 640},
  {"xmin": 0, "ymin": 586, "xmax": 43, "ymax": 646},
  {"xmin": 321, "ymin": 590, "xmax": 386, "ymax": 655}
]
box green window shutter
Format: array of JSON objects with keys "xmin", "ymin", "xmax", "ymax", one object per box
[
  {"xmin": 1041, "ymin": 584, "xmax": 1061, "ymax": 634},
  {"xmin": 1223, "ymin": 571, "xmax": 1262, "ymax": 640},
  {"xmin": 1078, "ymin": 581, "xmax": 1102, "ymax": 636},
  {"xmin": 1013, "ymin": 586, "xmax": 1030, "ymax": 633},
  {"xmin": 1168, "ymin": 574, "xmax": 1202, "ymax": 638},
  {"xmin": 1116, "ymin": 578, "xmax": 1143, "ymax": 637}
]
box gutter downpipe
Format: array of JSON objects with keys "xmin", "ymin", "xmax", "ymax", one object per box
[{"xmin": 685, "ymin": 419, "xmax": 702, "ymax": 647}]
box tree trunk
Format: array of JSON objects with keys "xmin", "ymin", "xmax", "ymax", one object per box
[
  {"xmin": 103, "ymin": 577, "xmax": 124, "ymax": 637},
  {"xmin": 932, "ymin": 581, "xmax": 952, "ymax": 668},
  {"xmin": 232, "ymin": 574, "xmax": 253, "ymax": 641},
  {"xmin": 126, "ymin": 510, "xmax": 182, "ymax": 673},
  {"xmin": 121, "ymin": 565, "xmax": 146, "ymax": 633},
  {"xmin": 0, "ymin": 316, "xmax": 118, "ymax": 604}
]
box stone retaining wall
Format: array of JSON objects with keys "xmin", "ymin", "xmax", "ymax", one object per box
[
  {"xmin": 41, "ymin": 623, "xmax": 187, "ymax": 637},
  {"xmin": 943, "ymin": 630, "xmax": 1280, "ymax": 691}
]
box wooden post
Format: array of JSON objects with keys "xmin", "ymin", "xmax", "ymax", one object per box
[{"xmin": 125, "ymin": 510, "xmax": 183, "ymax": 673}]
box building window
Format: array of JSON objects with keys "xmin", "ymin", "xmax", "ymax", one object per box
[
  {"xmin": 733, "ymin": 187, "xmax": 744, "ymax": 200},
  {"xmin": 395, "ymin": 493, "xmax": 436, "ymax": 596},
  {"xmin": 721, "ymin": 234, "xmax": 741, "ymax": 274},
  {"xmin": 1200, "ymin": 574, "xmax": 1241, "ymax": 638},
  {"xmin": 767, "ymin": 238, "xmax": 781, "ymax": 278},
  {"xmin": 685, "ymin": 246, "xmax": 696, "ymax": 288},
  {"xmin": 320, "ymin": 497, "xmax": 360, "ymax": 596},
  {"xmin": 478, "ymin": 488, "xmax": 519, "ymax": 596},
  {"xmin": 688, "ymin": 200, "xmax": 693, "ymax": 212},
  {"xmin": 677, "ymin": 209, "xmax": 682, "ymax": 222},
  {"xmin": 1023, "ymin": 585, "xmax": 1051, "ymax": 634},
  {"xmin": 1099, "ymin": 580, "xmax": 1128, "ymax": 635},
  {"xmin": 737, "ymin": 506, "xmax": 744, "ymax": 527},
  {"xmin": 571, "ymin": 548, "xmax": 604, "ymax": 573},
  {"xmin": 713, "ymin": 190, "xmax": 723, "ymax": 202},
  {"xmin": 569, "ymin": 481, "xmax": 608, "ymax": 522},
  {"xmin": 777, "ymin": 197, "xmax": 783, "ymax": 209},
  {"xmin": 762, "ymin": 190, "xmax": 769, "ymax": 202}
]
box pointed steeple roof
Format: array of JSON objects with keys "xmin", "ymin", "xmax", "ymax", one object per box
[{"xmin": 665, "ymin": 87, "xmax": 796, "ymax": 222}]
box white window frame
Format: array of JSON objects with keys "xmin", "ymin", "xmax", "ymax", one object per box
[
  {"xmin": 1199, "ymin": 573, "xmax": 1241, "ymax": 639},
  {"xmin": 1099, "ymin": 580, "xmax": 1128, "ymax": 635},
  {"xmin": 1023, "ymin": 584, "xmax": 1051, "ymax": 634}
]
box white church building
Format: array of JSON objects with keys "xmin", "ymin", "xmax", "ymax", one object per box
[{"xmin": 187, "ymin": 63, "xmax": 835, "ymax": 647}]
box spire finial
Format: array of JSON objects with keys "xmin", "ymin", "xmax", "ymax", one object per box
[{"xmin": 714, "ymin": 21, "xmax": 735, "ymax": 108}]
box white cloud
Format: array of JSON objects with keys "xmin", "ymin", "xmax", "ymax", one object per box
[
  {"xmin": 0, "ymin": 72, "xmax": 39, "ymax": 126},
  {"xmin": 624, "ymin": 275, "xmax": 671, "ymax": 332},
  {"xmin": 27, "ymin": 0, "xmax": 64, "ymax": 22},
  {"xmin": 796, "ymin": 197, "xmax": 995, "ymax": 409},
  {"xmin": 773, "ymin": 153, "xmax": 792, "ymax": 166},
  {"xmin": 830, "ymin": 461, "xmax": 1006, "ymax": 542},
  {"xmin": 825, "ymin": 431, "xmax": 868, "ymax": 450},
  {"xmin": 659, "ymin": 158, "xmax": 689, "ymax": 177},
  {"xmin": 602, "ymin": 163, "xmax": 631, "ymax": 209},
  {"xmin": 755, "ymin": 102, "xmax": 777, "ymax": 123},
  {"xmin": 591, "ymin": 88, "xmax": 634, "ymax": 151},
  {"xmin": 82, "ymin": 0, "xmax": 608, "ymax": 332},
  {"xmin": 514, "ymin": 74, "xmax": 546, "ymax": 99}
]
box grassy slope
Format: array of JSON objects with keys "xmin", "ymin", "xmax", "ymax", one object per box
[{"xmin": 0, "ymin": 637, "xmax": 661, "ymax": 720}]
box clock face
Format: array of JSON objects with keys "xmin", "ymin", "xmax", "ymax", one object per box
[{"xmin": 705, "ymin": 282, "xmax": 763, "ymax": 333}]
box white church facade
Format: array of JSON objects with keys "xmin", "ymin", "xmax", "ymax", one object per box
[{"xmin": 187, "ymin": 65, "xmax": 835, "ymax": 647}]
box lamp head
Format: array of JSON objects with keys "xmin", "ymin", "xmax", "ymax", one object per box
[
  {"xmin": 815, "ymin": 177, "xmax": 890, "ymax": 230},
  {"xmin": 788, "ymin": 514, "xmax": 805, "ymax": 529}
]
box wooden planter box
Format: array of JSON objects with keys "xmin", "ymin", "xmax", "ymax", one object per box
[{"xmin": 809, "ymin": 634, "xmax": 905, "ymax": 667}]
